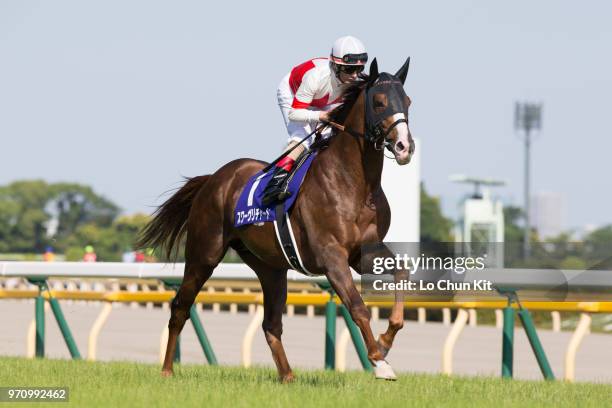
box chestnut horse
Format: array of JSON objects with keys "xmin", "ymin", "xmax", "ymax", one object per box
[{"xmin": 137, "ymin": 57, "xmax": 415, "ymax": 382}]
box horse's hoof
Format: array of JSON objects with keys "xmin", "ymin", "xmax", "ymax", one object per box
[
  {"xmin": 280, "ymin": 373, "xmax": 295, "ymax": 384},
  {"xmin": 161, "ymin": 369, "xmax": 173, "ymax": 377},
  {"xmin": 376, "ymin": 335, "xmax": 390, "ymax": 359},
  {"xmin": 373, "ymin": 360, "xmax": 397, "ymax": 381}
]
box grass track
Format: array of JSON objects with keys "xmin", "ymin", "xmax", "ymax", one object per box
[{"xmin": 0, "ymin": 357, "xmax": 610, "ymax": 408}]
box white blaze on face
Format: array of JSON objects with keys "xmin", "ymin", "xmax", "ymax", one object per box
[{"xmin": 391, "ymin": 113, "xmax": 410, "ymax": 164}]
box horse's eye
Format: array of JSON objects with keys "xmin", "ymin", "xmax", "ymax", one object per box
[{"xmin": 374, "ymin": 101, "xmax": 385, "ymax": 108}]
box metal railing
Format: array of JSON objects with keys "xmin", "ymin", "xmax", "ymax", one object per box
[{"xmin": 1, "ymin": 261, "xmax": 611, "ymax": 382}]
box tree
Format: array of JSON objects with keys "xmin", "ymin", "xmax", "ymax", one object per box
[
  {"xmin": 62, "ymin": 213, "xmax": 151, "ymax": 261},
  {"xmin": 584, "ymin": 225, "xmax": 612, "ymax": 245},
  {"xmin": 0, "ymin": 180, "xmax": 119, "ymax": 254},
  {"xmin": 583, "ymin": 225, "xmax": 612, "ymax": 269},
  {"xmin": 0, "ymin": 180, "xmax": 53, "ymax": 252},
  {"xmin": 503, "ymin": 206, "xmax": 524, "ymax": 243},
  {"xmin": 47, "ymin": 183, "xmax": 119, "ymax": 246},
  {"xmin": 420, "ymin": 183, "xmax": 453, "ymax": 243}
]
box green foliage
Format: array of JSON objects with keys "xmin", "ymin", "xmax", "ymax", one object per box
[
  {"xmin": 503, "ymin": 208, "xmax": 612, "ymax": 269},
  {"xmin": 503, "ymin": 206, "xmax": 524, "ymax": 243},
  {"xmin": 582, "ymin": 225, "xmax": 612, "ymax": 269},
  {"xmin": 48, "ymin": 182, "xmax": 119, "ymax": 244},
  {"xmin": 584, "ymin": 225, "xmax": 612, "ymax": 244},
  {"xmin": 62, "ymin": 214, "xmax": 151, "ymax": 261},
  {"xmin": 0, "ymin": 180, "xmax": 52, "ymax": 252},
  {"xmin": 65, "ymin": 246, "xmax": 85, "ymax": 262},
  {"xmin": 0, "ymin": 180, "xmax": 129, "ymax": 260},
  {"xmin": 559, "ymin": 256, "xmax": 587, "ymax": 270},
  {"xmin": 420, "ymin": 183, "xmax": 453, "ymax": 243}
]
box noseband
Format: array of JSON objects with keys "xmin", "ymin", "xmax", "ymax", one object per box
[{"xmin": 368, "ymin": 117, "xmax": 407, "ymax": 152}]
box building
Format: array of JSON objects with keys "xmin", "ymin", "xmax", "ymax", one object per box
[
  {"xmin": 531, "ymin": 192, "xmax": 566, "ymax": 239},
  {"xmin": 381, "ymin": 139, "xmax": 420, "ymax": 242}
]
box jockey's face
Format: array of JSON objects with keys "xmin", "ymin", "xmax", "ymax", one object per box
[{"xmin": 337, "ymin": 64, "xmax": 364, "ymax": 84}]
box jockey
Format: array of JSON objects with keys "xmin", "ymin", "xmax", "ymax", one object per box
[{"xmin": 261, "ymin": 35, "xmax": 368, "ymax": 206}]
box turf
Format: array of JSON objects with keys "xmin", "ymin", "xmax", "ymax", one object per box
[{"xmin": 0, "ymin": 357, "xmax": 610, "ymax": 408}]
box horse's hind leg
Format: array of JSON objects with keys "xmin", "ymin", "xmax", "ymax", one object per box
[
  {"xmin": 161, "ymin": 234, "xmax": 226, "ymax": 376},
  {"xmin": 237, "ymin": 249, "xmax": 293, "ymax": 383},
  {"xmin": 161, "ymin": 262, "xmax": 214, "ymax": 376}
]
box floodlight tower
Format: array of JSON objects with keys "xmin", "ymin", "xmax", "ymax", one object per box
[{"xmin": 515, "ymin": 102, "xmax": 542, "ymax": 259}]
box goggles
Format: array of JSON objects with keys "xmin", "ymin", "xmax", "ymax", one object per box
[
  {"xmin": 331, "ymin": 52, "xmax": 368, "ymax": 65},
  {"xmin": 338, "ymin": 64, "xmax": 365, "ymax": 75}
]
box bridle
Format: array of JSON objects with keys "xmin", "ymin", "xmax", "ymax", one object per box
[
  {"xmin": 324, "ymin": 120, "xmax": 397, "ymax": 154},
  {"xmin": 323, "ymin": 76, "xmax": 408, "ymax": 155},
  {"xmin": 368, "ymin": 117, "xmax": 407, "ymax": 152}
]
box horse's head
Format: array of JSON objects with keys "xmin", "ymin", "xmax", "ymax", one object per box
[{"xmin": 364, "ymin": 58, "xmax": 415, "ymax": 165}]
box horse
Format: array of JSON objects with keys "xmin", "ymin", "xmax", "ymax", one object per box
[{"xmin": 137, "ymin": 57, "xmax": 416, "ymax": 382}]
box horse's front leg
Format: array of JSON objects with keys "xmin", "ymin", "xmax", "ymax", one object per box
[
  {"xmin": 352, "ymin": 249, "xmax": 408, "ymax": 359},
  {"xmin": 323, "ymin": 248, "xmax": 397, "ymax": 380},
  {"xmin": 377, "ymin": 267, "xmax": 408, "ymax": 358}
]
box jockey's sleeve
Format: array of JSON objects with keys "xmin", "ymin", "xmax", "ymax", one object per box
[
  {"xmin": 287, "ymin": 71, "xmax": 322, "ymax": 123},
  {"xmin": 288, "ymin": 106, "xmax": 320, "ymax": 122}
]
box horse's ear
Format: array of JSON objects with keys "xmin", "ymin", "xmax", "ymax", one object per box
[
  {"xmin": 369, "ymin": 58, "xmax": 379, "ymax": 80},
  {"xmin": 395, "ymin": 57, "xmax": 410, "ymax": 84}
]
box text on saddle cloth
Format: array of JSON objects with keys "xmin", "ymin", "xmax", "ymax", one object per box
[{"xmin": 234, "ymin": 152, "xmax": 317, "ymax": 227}]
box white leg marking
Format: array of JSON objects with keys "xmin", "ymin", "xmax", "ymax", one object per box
[{"xmin": 374, "ymin": 360, "xmax": 397, "ymax": 380}]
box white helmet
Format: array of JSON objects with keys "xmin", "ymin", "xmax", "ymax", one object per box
[{"xmin": 330, "ymin": 36, "xmax": 368, "ymax": 66}]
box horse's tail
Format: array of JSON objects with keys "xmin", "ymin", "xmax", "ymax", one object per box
[{"xmin": 136, "ymin": 175, "xmax": 210, "ymax": 260}]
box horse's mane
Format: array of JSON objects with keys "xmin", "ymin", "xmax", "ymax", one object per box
[{"xmin": 327, "ymin": 74, "xmax": 370, "ymax": 126}]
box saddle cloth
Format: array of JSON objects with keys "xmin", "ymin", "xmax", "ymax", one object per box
[{"xmin": 234, "ymin": 152, "xmax": 316, "ymax": 227}]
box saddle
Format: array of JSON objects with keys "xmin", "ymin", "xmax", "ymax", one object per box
[
  {"xmin": 234, "ymin": 149, "xmax": 317, "ymax": 228},
  {"xmin": 233, "ymin": 147, "xmax": 320, "ymax": 275},
  {"xmin": 276, "ymin": 149, "xmax": 313, "ymax": 200}
]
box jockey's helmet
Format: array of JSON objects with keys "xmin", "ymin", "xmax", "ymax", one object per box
[{"xmin": 330, "ymin": 36, "xmax": 368, "ymax": 77}]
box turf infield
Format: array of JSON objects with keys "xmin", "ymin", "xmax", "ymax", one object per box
[{"xmin": 0, "ymin": 357, "xmax": 610, "ymax": 407}]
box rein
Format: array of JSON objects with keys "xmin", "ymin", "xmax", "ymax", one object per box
[
  {"xmin": 262, "ymin": 124, "xmax": 327, "ymax": 173},
  {"xmin": 264, "ymin": 82, "xmax": 407, "ymax": 172},
  {"xmin": 324, "ymin": 120, "xmax": 399, "ymax": 155}
]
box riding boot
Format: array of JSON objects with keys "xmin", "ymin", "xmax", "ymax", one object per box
[{"xmin": 262, "ymin": 166, "xmax": 292, "ymax": 206}]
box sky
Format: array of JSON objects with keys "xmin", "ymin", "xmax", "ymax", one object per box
[{"xmin": 1, "ymin": 1, "xmax": 611, "ymax": 230}]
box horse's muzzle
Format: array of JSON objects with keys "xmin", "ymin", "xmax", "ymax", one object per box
[{"xmin": 394, "ymin": 140, "xmax": 412, "ymax": 165}]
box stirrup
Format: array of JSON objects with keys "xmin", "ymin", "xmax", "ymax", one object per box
[
  {"xmin": 262, "ymin": 169, "xmax": 291, "ymax": 205},
  {"xmin": 262, "ymin": 187, "xmax": 291, "ymax": 206},
  {"xmin": 277, "ymin": 189, "xmax": 292, "ymax": 201}
]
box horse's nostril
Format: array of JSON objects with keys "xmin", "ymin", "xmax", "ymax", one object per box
[{"xmin": 395, "ymin": 141, "xmax": 406, "ymax": 152}]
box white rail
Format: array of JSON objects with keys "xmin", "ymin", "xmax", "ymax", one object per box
[{"xmin": 3, "ymin": 261, "xmax": 610, "ymax": 381}]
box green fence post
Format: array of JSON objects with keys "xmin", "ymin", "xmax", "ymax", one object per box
[
  {"xmin": 517, "ymin": 308, "xmax": 555, "ymax": 380},
  {"xmin": 338, "ymin": 305, "xmax": 373, "ymax": 372},
  {"xmin": 48, "ymin": 297, "xmax": 81, "ymax": 359},
  {"xmin": 324, "ymin": 290, "xmax": 337, "ymax": 370},
  {"xmin": 35, "ymin": 292, "xmax": 45, "ymax": 358},
  {"xmin": 28, "ymin": 278, "xmax": 47, "ymax": 358},
  {"xmin": 174, "ymin": 335, "xmax": 181, "ymax": 363},
  {"xmin": 502, "ymin": 305, "xmax": 515, "ymax": 378},
  {"xmin": 190, "ymin": 304, "xmax": 218, "ymax": 365},
  {"xmin": 162, "ymin": 279, "xmax": 186, "ymax": 364}
]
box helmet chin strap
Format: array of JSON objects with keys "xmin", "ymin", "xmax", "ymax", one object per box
[{"xmin": 330, "ymin": 62, "xmax": 342, "ymax": 82}]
